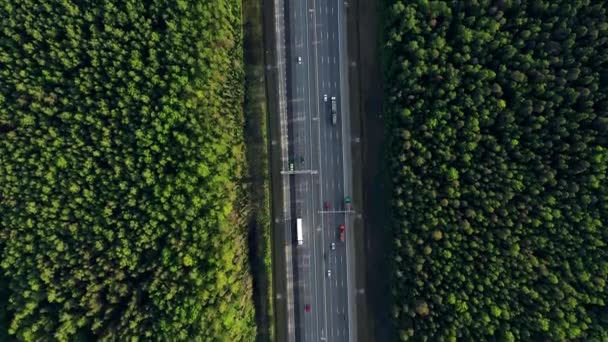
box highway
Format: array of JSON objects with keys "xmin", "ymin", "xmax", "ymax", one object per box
[{"xmin": 282, "ymin": 0, "xmax": 355, "ymax": 340}]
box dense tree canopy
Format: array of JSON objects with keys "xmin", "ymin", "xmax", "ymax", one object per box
[
  {"xmin": 385, "ymin": 0, "xmax": 608, "ymax": 340},
  {"xmin": 0, "ymin": 0, "xmax": 255, "ymax": 340}
]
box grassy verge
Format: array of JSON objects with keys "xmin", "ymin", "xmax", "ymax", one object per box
[
  {"xmin": 347, "ymin": 0, "xmax": 394, "ymax": 339},
  {"xmin": 242, "ymin": 0, "xmax": 274, "ymax": 340}
]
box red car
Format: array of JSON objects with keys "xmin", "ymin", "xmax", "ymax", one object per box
[
  {"xmin": 340, "ymin": 225, "xmax": 345, "ymax": 242},
  {"xmin": 305, "ymin": 304, "xmax": 311, "ymax": 312},
  {"xmin": 324, "ymin": 201, "xmax": 330, "ymax": 210}
]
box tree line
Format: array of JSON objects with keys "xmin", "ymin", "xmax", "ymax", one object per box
[
  {"xmin": 0, "ymin": 0, "xmax": 256, "ymax": 340},
  {"xmin": 384, "ymin": 0, "xmax": 608, "ymax": 340}
]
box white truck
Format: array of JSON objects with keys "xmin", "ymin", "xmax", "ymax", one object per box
[
  {"xmin": 296, "ymin": 218, "xmax": 303, "ymax": 245},
  {"xmin": 331, "ymin": 96, "xmax": 337, "ymax": 125}
]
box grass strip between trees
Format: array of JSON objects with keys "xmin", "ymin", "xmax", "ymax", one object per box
[{"xmin": 243, "ymin": 0, "xmax": 275, "ymax": 340}]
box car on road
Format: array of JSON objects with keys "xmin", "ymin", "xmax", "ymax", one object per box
[
  {"xmin": 327, "ymin": 269, "xmax": 331, "ymax": 277},
  {"xmin": 289, "ymin": 162, "xmax": 294, "ymax": 171},
  {"xmin": 305, "ymin": 304, "xmax": 311, "ymax": 313},
  {"xmin": 331, "ymin": 242, "xmax": 336, "ymax": 250},
  {"xmin": 345, "ymin": 196, "xmax": 351, "ymax": 210},
  {"xmin": 323, "ymin": 94, "xmax": 328, "ymax": 102},
  {"xmin": 297, "ymin": 56, "xmax": 302, "ymax": 64},
  {"xmin": 324, "ymin": 201, "xmax": 330, "ymax": 210},
  {"xmin": 340, "ymin": 224, "xmax": 345, "ymax": 242}
]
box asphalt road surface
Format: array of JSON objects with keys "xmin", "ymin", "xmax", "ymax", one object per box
[{"xmin": 283, "ymin": 0, "xmax": 355, "ymax": 340}]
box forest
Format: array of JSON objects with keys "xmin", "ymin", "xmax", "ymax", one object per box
[
  {"xmin": 384, "ymin": 0, "xmax": 608, "ymax": 340},
  {"xmin": 0, "ymin": 0, "xmax": 256, "ymax": 340}
]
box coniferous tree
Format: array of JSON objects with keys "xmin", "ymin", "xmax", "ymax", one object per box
[
  {"xmin": 385, "ymin": 1, "xmax": 608, "ymax": 340},
  {"xmin": 0, "ymin": 0, "xmax": 255, "ymax": 340}
]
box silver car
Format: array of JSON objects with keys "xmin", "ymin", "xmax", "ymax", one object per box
[
  {"xmin": 327, "ymin": 269, "xmax": 332, "ymax": 277},
  {"xmin": 330, "ymin": 242, "xmax": 336, "ymax": 250}
]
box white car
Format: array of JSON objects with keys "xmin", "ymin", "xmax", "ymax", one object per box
[
  {"xmin": 330, "ymin": 242, "xmax": 336, "ymax": 250},
  {"xmin": 323, "ymin": 94, "xmax": 328, "ymax": 102},
  {"xmin": 298, "ymin": 56, "xmax": 302, "ymax": 64},
  {"xmin": 327, "ymin": 269, "xmax": 332, "ymax": 277}
]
